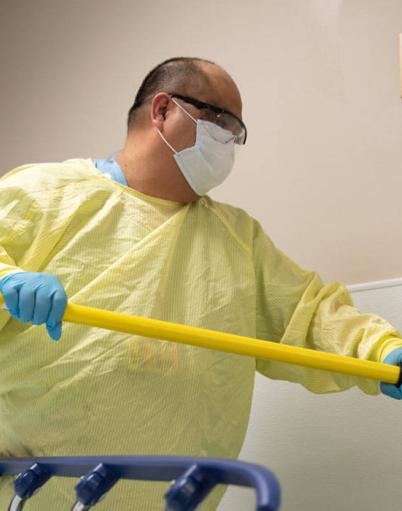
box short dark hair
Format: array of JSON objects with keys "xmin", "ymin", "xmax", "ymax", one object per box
[{"xmin": 127, "ymin": 57, "xmax": 217, "ymax": 131}]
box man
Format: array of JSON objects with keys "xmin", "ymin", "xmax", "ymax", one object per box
[{"xmin": 0, "ymin": 56, "xmax": 401, "ymax": 510}]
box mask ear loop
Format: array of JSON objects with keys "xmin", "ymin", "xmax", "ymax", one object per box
[
  {"xmin": 156, "ymin": 128, "xmax": 178, "ymax": 154},
  {"xmin": 156, "ymin": 97, "xmax": 198, "ymax": 154},
  {"xmin": 171, "ymin": 97, "xmax": 198, "ymax": 124}
]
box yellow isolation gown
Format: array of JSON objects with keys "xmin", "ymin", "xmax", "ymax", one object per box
[{"xmin": 0, "ymin": 159, "xmax": 400, "ymax": 509}]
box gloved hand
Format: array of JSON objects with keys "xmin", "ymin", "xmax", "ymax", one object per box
[
  {"xmin": 0, "ymin": 272, "xmax": 67, "ymax": 341},
  {"xmin": 380, "ymin": 347, "xmax": 402, "ymax": 399}
]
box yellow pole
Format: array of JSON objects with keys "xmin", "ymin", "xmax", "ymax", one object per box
[
  {"xmin": 0, "ymin": 296, "xmax": 399, "ymax": 385},
  {"xmin": 59, "ymin": 303, "xmax": 400, "ymax": 385}
]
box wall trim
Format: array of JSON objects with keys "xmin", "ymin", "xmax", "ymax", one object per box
[{"xmin": 348, "ymin": 277, "xmax": 402, "ymax": 293}]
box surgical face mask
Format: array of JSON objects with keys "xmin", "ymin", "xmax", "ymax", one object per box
[{"xmin": 156, "ymin": 99, "xmax": 236, "ymax": 196}]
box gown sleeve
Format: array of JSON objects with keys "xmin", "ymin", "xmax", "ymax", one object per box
[
  {"xmin": 0, "ymin": 172, "xmax": 50, "ymax": 331},
  {"xmin": 253, "ymin": 221, "xmax": 402, "ymax": 394}
]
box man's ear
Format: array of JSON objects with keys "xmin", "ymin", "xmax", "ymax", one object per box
[{"xmin": 150, "ymin": 92, "xmax": 170, "ymax": 128}]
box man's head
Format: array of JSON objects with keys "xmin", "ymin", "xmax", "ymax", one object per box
[
  {"xmin": 119, "ymin": 57, "xmax": 245, "ymax": 202},
  {"xmin": 127, "ymin": 57, "xmax": 243, "ymax": 131}
]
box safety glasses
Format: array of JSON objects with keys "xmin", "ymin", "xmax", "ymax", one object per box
[{"xmin": 169, "ymin": 93, "xmax": 247, "ymax": 145}]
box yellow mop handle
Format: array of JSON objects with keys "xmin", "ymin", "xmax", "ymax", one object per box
[
  {"xmin": 0, "ymin": 293, "xmax": 399, "ymax": 385},
  {"xmin": 59, "ymin": 303, "xmax": 401, "ymax": 386}
]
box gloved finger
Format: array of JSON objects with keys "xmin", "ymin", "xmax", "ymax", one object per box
[
  {"xmin": 18, "ymin": 284, "xmax": 36, "ymax": 323},
  {"xmin": 32, "ymin": 287, "xmax": 52, "ymax": 325},
  {"xmin": 0, "ymin": 281, "xmax": 20, "ymax": 317},
  {"xmin": 46, "ymin": 289, "xmax": 67, "ymax": 326},
  {"xmin": 380, "ymin": 382, "xmax": 402, "ymax": 400},
  {"xmin": 46, "ymin": 321, "xmax": 62, "ymax": 341},
  {"xmin": 383, "ymin": 349, "xmax": 402, "ymax": 366}
]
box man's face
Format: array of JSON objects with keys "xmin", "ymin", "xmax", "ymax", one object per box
[{"xmin": 153, "ymin": 63, "xmax": 244, "ymax": 154}]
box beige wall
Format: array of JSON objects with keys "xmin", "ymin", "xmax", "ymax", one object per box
[
  {"xmin": 1, "ymin": 0, "xmax": 402, "ymax": 284},
  {"xmin": 1, "ymin": 3, "xmax": 402, "ymax": 510}
]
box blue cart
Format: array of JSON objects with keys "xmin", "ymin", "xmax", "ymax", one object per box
[{"xmin": 0, "ymin": 455, "xmax": 281, "ymax": 510}]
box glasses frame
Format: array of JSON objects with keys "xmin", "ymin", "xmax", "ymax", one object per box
[{"xmin": 168, "ymin": 93, "xmax": 247, "ymax": 145}]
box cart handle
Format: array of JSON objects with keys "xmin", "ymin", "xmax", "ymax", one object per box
[{"xmin": 0, "ymin": 455, "xmax": 281, "ymax": 511}]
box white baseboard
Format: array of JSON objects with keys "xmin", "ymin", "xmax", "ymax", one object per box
[{"xmin": 348, "ymin": 277, "xmax": 402, "ymax": 293}]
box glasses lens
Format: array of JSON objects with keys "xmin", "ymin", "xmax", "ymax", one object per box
[
  {"xmin": 201, "ymin": 121, "xmax": 235, "ymax": 144},
  {"xmin": 201, "ymin": 110, "xmax": 245, "ymax": 145}
]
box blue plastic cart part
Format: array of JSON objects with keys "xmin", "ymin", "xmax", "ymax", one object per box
[
  {"xmin": 165, "ymin": 464, "xmax": 217, "ymax": 510},
  {"xmin": 72, "ymin": 463, "xmax": 119, "ymax": 510},
  {"xmin": 0, "ymin": 455, "xmax": 281, "ymax": 511},
  {"xmin": 7, "ymin": 463, "xmax": 51, "ymax": 511}
]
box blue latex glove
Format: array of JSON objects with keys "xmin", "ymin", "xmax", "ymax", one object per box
[
  {"xmin": 0, "ymin": 272, "xmax": 67, "ymax": 340},
  {"xmin": 380, "ymin": 347, "xmax": 402, "ymax": 399}
]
